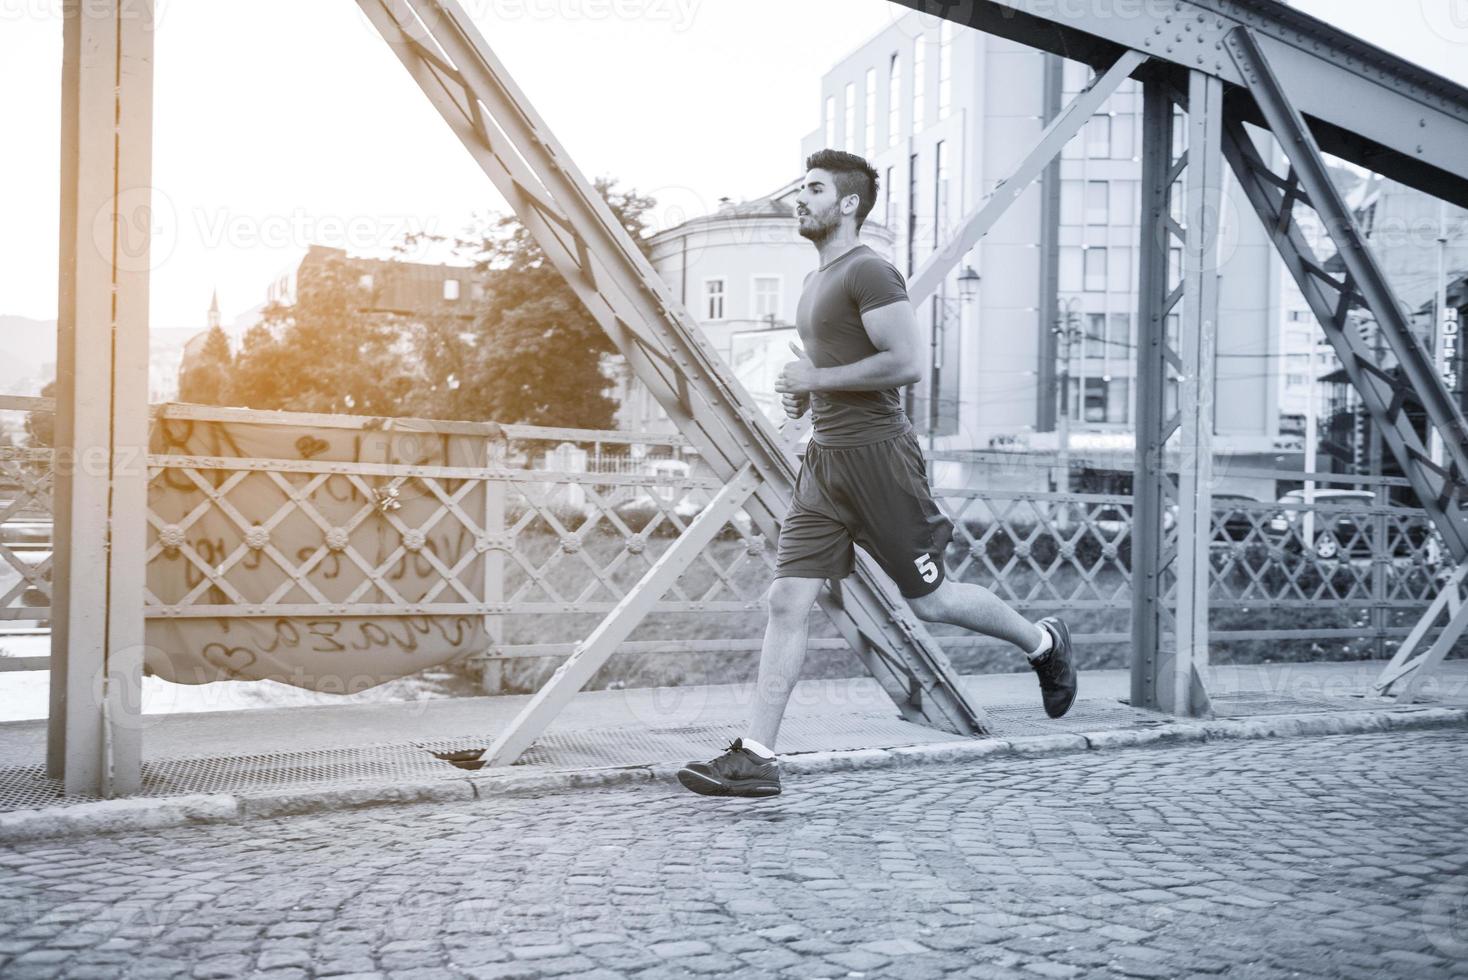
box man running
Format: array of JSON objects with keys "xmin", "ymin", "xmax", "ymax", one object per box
[{"xmin": 676, "ymin": 149, "xmax": 1076, "ymax": 799}]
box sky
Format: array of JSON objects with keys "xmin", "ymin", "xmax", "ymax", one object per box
[{"xmin": 1, "ymin": 0, "xmax": 1465, "ymax": 329}]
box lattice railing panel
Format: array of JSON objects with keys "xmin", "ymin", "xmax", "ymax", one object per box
[{"xmin": 0, "ymin": 447, "xmax": 54, "ymax": 621}]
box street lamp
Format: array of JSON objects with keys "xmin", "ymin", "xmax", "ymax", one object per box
[{"xmin": 958, "ymin": 264, "xmax": 981, "ymax": 304}]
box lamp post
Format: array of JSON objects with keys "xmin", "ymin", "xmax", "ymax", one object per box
[
  {"xmin": 1053, "ymin": 296, "xmax": 1082, "ymax": 493},
  {"xmin": 930, "ymin": 266, "xmax": 981, "ymax": 434},
  {"xmin": 924, "ymin": 266, "xmax": 981, "ymax": 478}
]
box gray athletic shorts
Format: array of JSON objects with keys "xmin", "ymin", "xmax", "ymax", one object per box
[{"xmin": 773, "ymin": 428, "xmax": 954, "ymax": 598}]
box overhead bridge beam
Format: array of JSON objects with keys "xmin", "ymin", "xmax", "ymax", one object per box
[{"xmin": 891, "ymin": 0, "xmax": 1468, "ymax": 209}]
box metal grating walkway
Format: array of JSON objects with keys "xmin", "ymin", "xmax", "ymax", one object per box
[{"xmin": 0, "ymin": 698, "xmax": 1167, "ymax": 814}]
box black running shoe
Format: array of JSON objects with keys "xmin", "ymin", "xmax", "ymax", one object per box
[
  {"xmin": 1032, "ymin": 617, "xmax": 1078, "ymax": 718},
  {"xmin": 677, "ymin": 738, "xmax": 781, "ymax": 798}
]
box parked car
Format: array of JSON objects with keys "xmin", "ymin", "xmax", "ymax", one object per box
[
  {"xmin": 1159, "ymin": 493, "xmax": 1260, "ymax": 544},
  {"xmin": 1265, "ymin": 489, "xmax": 1430, "ymax": 559}
]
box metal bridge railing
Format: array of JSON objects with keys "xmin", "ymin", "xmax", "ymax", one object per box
[{"xmin": 0, "ymin": 396, "xmax": 1455, "ymax": 679}]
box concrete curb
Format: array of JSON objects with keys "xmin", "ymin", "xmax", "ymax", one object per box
[{"xmin": 1, "ymin": 706, "xmax": 1463, "ymax": 843}]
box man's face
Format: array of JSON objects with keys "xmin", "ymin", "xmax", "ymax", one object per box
[{"xmin": 794, "ymin": 168, "xmax": 850, "ymax": 242}]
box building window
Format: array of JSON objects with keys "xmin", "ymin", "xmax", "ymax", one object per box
[
  {"xmin": 885, "ymin": 165, "xmax": 896, "ymax": 229},
  {"xmin": 888, "ymin": 53, "xmax": 901, "ymax": 148},
  {"xmin": 1083, "ymin": 248, "xmax": 1108, "ymax": 292},
  {"xmin": 938, "ymin": 21, "xmax": 953, "ymax": 120},
  {"xmin": 443, "ymin": 278, "xmax": 461, "ymax": 301},
  {"xmin": 864, "ymin": 68, "xmax": 877, "ymax": 158},
  {"xmin": 358, "ymin": 273, "xmax": 374, "ymax": 290},
  {"xmin": 1059, "ymin": 247, "xmax": 1083, "ymax": 292},
  {"xmin": 1289, "ymin": 310, "xmax": 1310, "ymax": 322},
  {"xmin": 1108, "ymin": 378, "xmax": 1131, "ymax": 424},
  {"xmin": 1085, "ymin": 180, "xmax": 1108, "ymax": 225},
  {"xmin": 913, "ymin": 37, "xmax": 926, "ymax": 134},
  {"xmin": 704, "ymin": 279, "xmax": 726, "ymax": 320},
  {"xmin": 1108, "ymin": 313, "xmax": 1131, "ymax": 358},
  {"xmin": 824, "ymin": 95, "xmax": 835, "ymax": 148},
  {"xmin": 907, "ymin": 152, "xmax": 920, "ymax": 275},
  {"xmin": 1110, "ymin": 181, "xmax": 1135, "ymax": 227},
  {"xmin": 934, "ymin": 139, "xmax": 949, "ymax": 245},
  {"xmin": 1111, "ymin": 114, "xmax": 1134, "ymax": 159},
  {"xmin": 1083, "ymin": 377, "xmax": 1108, "ymax": 423},
  {"xmin": 752, "ymin": 277, "xmax": 781, "ymax": 321},
  {"xmin": 1107, "ymin": 248, "xmax": 1132, "ymax": 293},
  {"xmin": 1086, "ymin": 313, "xmax": 1106, "ymax": 360},
  {"xmin": 1087, "ymin": 114, "xmax": 1111, "ymax": 157},
  {"xmin": 1060, "ymin": 180, "xmax": 1081, "ymax": 225},
  {"xmin": 844, "ymin": 82, "xmax": 856, "ymax": 153}
]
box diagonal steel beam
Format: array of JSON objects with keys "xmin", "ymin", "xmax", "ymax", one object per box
[
  {"xmin": 1371, "ymin": 565, "xmax": 1467, "ymax": 700},
  {"xmin": 1219, "ymin": 98, "xmax": 1468, "ymax": 563},
  {"xmin": 1222, "ymin": 27, "xmax": 1468, "ymax": 544},
  {"xmin": 909, "ymin": 48, "xmax": 1148, "ymax": 305},
  {"xmin": 482, "ymin": 466, "xmax": 759, "ymax": 768},
  {"xmin": 357, "ymin": 0, "xmax": 991, "ymax": 751}
]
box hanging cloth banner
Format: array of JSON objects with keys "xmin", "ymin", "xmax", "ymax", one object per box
[{"xmin": 143, "ymin": 414, "xmax": 495, "ymax": 691}]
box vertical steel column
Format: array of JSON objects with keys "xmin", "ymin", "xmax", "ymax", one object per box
[
  {"xmin": 1172, "ymin": 70, "xmax": 1223, "ymax": 717},
  {"xmin": 47, "ymin": 0, "xmax": 152, "ymax": 795},
  {"xmin": 1130, "ymin": 80, "xmax": 1174, "ymax": 712},
  {"xmin": 1131, "ymin": 72, "xmax": 1216, "ymax": 718}
]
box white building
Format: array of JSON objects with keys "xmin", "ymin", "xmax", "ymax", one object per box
[
  {"xmin": 619, "ymin": 186, "xmax": 895, "ymax": 432},
  {"xmin": 796, "ymin": 11, "xmax": 1296, "ymax": 479}
]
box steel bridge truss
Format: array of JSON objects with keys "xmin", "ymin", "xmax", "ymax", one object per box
[
  {"xmin": 48, "ymin": 0, "xmax": 1468, "ymax": 793},
  {"xmin": 899, "ymin": 6, "xmax": 1468, "ymax": 713},
  {"xmin": 352, "ymin": 0, "xmax": 994, "ymax": 768}
]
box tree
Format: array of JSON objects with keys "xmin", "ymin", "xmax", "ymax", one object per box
[
  {"xmin": 178, "ymin": 324, "xmax": 233, "ymax": 405},
  {"xmin": 228, "ymin": 253, "xmax": 420, "ymax": 415},
  {"xmin": 25, "ymin": 380, "xmax": 54, "ymax": 448},
  {"xmin": 409, "ymin": 179, "xmax": 657, "ymax": 429}
]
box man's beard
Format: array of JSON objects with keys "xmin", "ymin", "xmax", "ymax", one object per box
[{"xmin": 797, "ymin": 207, "xmax": 840, "ymax": 244}]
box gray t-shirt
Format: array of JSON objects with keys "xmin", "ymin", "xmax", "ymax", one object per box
[{"xmin": 795, "ymin": 244, "xmax": 914, "ymax": 447}]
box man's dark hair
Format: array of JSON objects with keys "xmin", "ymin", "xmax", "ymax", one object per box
[{"xmin": 805, "ymin": 149, "xmax": 880, "ymax": 229}]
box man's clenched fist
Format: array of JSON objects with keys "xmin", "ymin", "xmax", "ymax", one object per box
[{"xmin": 781, "ymin": 391, "xmax": 810, "ymax": 419}]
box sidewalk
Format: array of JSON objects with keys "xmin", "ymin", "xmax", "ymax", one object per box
[{"xmin": 1, "ymin": 660, "xmax": 1464, "ymax": 838}]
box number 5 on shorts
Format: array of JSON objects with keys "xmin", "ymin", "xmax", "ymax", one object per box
[{"xmin": 914, "ymin": 553, "xmax": 939, "ymax": 584}]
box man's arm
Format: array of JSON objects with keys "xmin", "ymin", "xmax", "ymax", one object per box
[{"xmin": 777, "ymin": 300, "xmax": 922, "ymax": 395}]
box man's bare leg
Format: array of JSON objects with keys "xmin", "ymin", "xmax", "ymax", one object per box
[
  {"xmin": 746, "ymin": 575, "xmax": 826, "ymax": 750},
  {"xmin": 908, "ymin": 578, "xmax": 1078, "ymax": 719},
  {"xmin": 907, "ymin": 578, "xmax": 1044, "ymax": 652},
  {"xmin": 676, "ymin": 575, "xmax": 823, "ymax": 797}
]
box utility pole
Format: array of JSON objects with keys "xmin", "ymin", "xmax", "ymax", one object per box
[{"xmin": 1053, "ymin": 299, "xmax": 1080, "ymax": 493}]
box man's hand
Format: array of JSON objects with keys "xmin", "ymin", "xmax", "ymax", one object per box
[
  {"xmin": 775, "ymin": 341, "xmax": 820, "ymax": 397},
  {"xmin": 780, "ymin": 391, "xmax": 810, "ymax": 419}
]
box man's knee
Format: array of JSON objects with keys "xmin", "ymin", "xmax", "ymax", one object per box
[
  {"xmin": 907, "ymin": 580, "xmax": 952, "ymax": 621},
  {"xmin": 766, "ymin": 578, "xmax": 819, "ymax": 623}
]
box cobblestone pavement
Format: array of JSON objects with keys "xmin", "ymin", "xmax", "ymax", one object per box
[{"xmin": 2, "ymin": 730, "xmax": 1467, "ymax": 980}]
